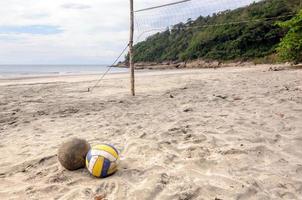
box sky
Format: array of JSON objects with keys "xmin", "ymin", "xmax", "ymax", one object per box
[{"xmin": 0, "ymin": 0, "xmax": 258, "ymax": 65}]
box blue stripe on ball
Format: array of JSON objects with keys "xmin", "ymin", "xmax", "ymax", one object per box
[
  {"xmin": 86, "ymin": 150, "xmax": 92, "ymax": 163},
  {"xmin": 101, "ymin": 158, "xmax": 111, "ymax": 178}
]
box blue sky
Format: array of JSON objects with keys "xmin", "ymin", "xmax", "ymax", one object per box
[
  {"xmin": 0, "ymin": 25, "xmax": 63, "ymax": 35},
  {"xmin": 0, "ymin": 0, "xmax": 258, "ymax": 65}
]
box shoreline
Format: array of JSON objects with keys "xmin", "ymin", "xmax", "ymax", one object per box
[
  {"xmin": 0, "ymin": 71, "xmax": 128, "ymax": 81},
  {"xmin": 114, "ymin": 60, "xmax": 297, "ymax": 70},
  {"xmin": 0, "ymin": 64, "xmax": 296, "ymax": 86},
  {"xmin": 1, "ymin": 62, "xmax": 297, "ymax": 82},
  {"xmin": 0, "ymin": 65, "xmax": 128, "ymax": 80}
]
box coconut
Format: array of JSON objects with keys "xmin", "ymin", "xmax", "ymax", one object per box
[{"xmin": 58, "ymin": 138, "xmax": 90, "ymax": 170}]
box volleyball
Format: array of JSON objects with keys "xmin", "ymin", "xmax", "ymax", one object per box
[{"xmin": 86, "ymin": 144, "xmax": 119, "ymax": 178}]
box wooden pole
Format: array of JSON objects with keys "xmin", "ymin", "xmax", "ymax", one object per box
[{"xmin": 129, "ymin": 0, "xmax": 135, "ymax": 96}]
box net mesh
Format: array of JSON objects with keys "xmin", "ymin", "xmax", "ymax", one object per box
[{"xmin": 133, "ymin": 0, "xmax": 293, "ymax": 43}]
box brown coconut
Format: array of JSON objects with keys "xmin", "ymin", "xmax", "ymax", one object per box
[{"xmin": 58, "ymin": 138, "xmax": 90, "ymax": 170}]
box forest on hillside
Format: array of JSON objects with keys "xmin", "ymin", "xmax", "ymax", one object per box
[{"xmin": 128, "ymin": 0, "xmax": 301, "ymax": 63}]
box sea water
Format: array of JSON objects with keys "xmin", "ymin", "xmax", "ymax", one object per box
[{"xmin": 0, "ymin": 65, "xmax": 128, "ymax": 78}]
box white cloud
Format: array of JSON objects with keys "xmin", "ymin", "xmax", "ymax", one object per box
[
  {"xmin": 0, "ymin": 0, "xmax": 258, "ymax": 64},
  {"xmin": 61, "ymin": 3, "xmax": 91, "ymax": 10}
]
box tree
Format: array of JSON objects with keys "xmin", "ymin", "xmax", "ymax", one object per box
[
  {"xmin": 127, "ymin": 0, "xmax": 301, "ymax": 63},
  {"xmin": 277, "ymin": 10, "xmax": 302, "ymax": 64}
]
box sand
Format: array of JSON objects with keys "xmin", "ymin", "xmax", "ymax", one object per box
[{"xmin": 0, "ymin": 65, "xmax": 302, "ymax": 200}]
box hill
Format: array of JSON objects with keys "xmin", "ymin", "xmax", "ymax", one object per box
[{"xmin": 129, "ymin": 0, "xmax": 301, "ymax": 63}]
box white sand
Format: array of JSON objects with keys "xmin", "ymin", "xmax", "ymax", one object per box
[{"xmin": 0, "ymin": 66, "xmax": 302, "ymax": 199}]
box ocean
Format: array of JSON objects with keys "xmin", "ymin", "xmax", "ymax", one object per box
[{"xmin": 0, "ymin": 65, "xmax": 128, "ymax": 78}]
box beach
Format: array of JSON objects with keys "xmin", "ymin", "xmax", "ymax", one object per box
[{"xmin": 0, "ymin": 65, "xmax": 302, "ymax": 199}]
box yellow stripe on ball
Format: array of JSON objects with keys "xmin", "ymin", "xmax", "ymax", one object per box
[
  {"xmin": 94, "ymin": 145, "xmax": 118, "ymax": 159},
  {"xmin": 92, "ymin": 157, "xmax": 104, "ymax": 177},
  {"xmin": 86, "ymin": 159, "xmax": 89, "ymax": 168}
]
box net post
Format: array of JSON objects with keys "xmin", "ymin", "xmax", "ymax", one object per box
[{"xmin": 129, "ymin": 0, "xmax": 135, "ymax": 96}]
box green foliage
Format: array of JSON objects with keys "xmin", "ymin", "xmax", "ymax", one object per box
[
  {"xmin": 129, "ymin": 0, "xmax": 301, "ymax": 63},
  {"xmin": 277, "ymin": 10, "xmax": 302, "ymax": 63}
]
